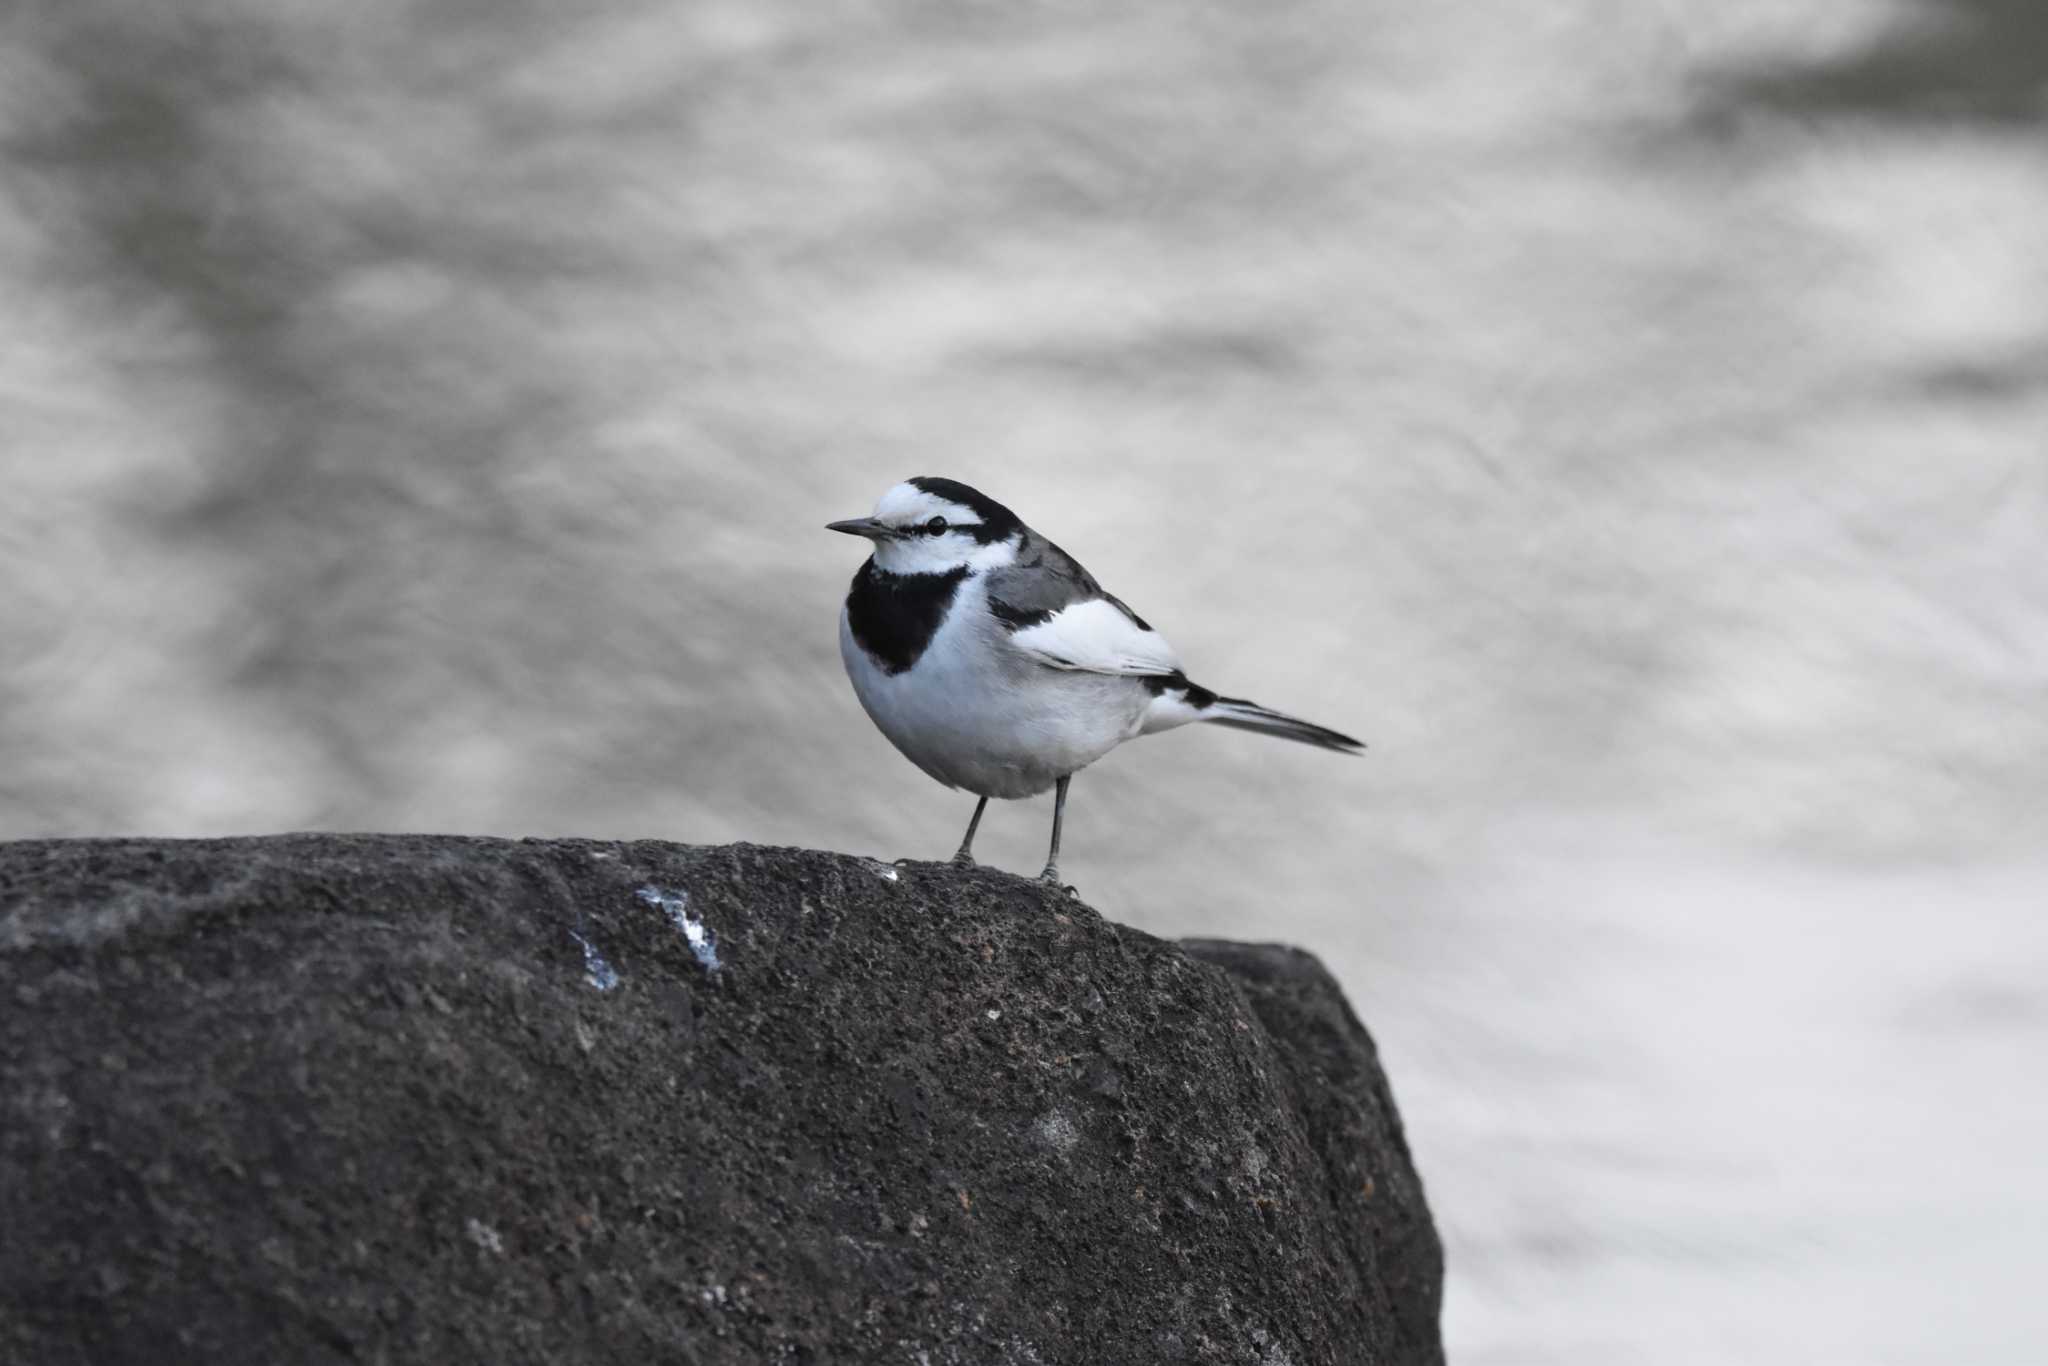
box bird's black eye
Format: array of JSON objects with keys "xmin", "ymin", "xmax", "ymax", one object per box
[{"xmin": 925, "ymin": 516, "xmax": 948, "ymax": 534}]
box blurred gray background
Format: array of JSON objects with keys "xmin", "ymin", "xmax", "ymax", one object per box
[{"xmin": 4, "ymin": 0, "xmax": 2044, "ymax": 1359}]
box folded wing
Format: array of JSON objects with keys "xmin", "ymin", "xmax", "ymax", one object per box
[
  {"xmin": 1005, "ymin": 596, "xmax": 1182, "ymax": 677},
  {"xmin": 985, "ymin": 532, "xmax": 1181, "ymax": 677}
]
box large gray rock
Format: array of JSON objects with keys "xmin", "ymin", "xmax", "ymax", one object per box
[{"xmin": 0, "ymin": 835, "xmax": 1441, "ymax": 1365}]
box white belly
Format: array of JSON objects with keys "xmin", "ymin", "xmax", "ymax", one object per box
[{"xmin": 839, "ymin": 577, "xmax": 1149, "ymax": 799}]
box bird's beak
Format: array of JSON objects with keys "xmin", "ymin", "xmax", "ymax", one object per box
[{"xmin": 826, "ymin": 517, "xmax": 892, "ymax": 539}]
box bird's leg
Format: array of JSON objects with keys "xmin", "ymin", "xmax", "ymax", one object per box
[
  {"xmin": 1038, "ymin": 775, "xmax": 1070, "ymax": 885},
  {"xmin": 951, "ymin": 796, "xmax": 989, "ymax": 867}
]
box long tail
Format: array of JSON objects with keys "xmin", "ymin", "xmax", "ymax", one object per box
[{"xmin": 1141, "ymin": 674, "xmax": 1364, "ymax": 753}]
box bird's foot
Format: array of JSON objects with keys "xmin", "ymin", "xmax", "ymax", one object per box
[
  {"xmin": 1037, "ymin": 866, "xmax": 1076, "ymax": 896},
  {"xmin": 950, "ymin": 849, "xmax": 977, "ymax": 868}
]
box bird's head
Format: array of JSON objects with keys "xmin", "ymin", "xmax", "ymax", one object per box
[{"xmin": 828, "ymin": 477, "xmax": 1024, "ymax": 575}]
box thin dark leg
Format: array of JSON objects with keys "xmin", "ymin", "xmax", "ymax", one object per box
[
  {"xmin": 951, "ymin": 796, "xmax": 989, "ymax": 867},
  {"xmin": 1038, "ymin": 775, "xmax": 1070, "ymax": 884}
]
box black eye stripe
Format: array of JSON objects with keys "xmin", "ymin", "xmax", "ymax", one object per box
[{"xmin": 891, "ymin": 514, "xmax": 991, "ymax": 538}]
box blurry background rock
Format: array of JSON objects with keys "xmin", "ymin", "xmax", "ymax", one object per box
[{"xmin": 2, "ymin": 1, "xmax": 2043, "ymax": 1360}]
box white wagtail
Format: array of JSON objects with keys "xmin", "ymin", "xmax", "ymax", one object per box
[{"xmin": 830, "ymin": 477, "xmax": 1362, "ymax": 884}]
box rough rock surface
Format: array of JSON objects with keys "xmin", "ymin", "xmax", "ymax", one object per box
[{"xmin": 0, "ymin": 835, "xmax": 1441, "ymax": 1365}]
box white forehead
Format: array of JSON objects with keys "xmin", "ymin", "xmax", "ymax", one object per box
[{"xmin": 873, "ymin": 482, "xmax": 980, "ymax": 526}]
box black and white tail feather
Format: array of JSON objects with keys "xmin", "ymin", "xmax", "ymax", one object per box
[
  {"xmin": 1142, "ymin": 674, "xmax": 1364, "ymax": 753},
  {"xmin": 1196, "ymin": 695, "xmax": 1365, "ymax": 753}
]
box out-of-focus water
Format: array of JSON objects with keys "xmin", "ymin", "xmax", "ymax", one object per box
[{"xmin": 4, "ymin": 1, "xmax": 2043, "ymax": 1357}]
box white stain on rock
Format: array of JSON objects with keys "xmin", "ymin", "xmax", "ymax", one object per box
[
  {"xmin": 1032, "ymin": 1109, "xmax": 1080, "ymax": 1155},
  {"xmin": 570, "ymin": 929, "xmax": 620, "ymax": 991},
  {"xmin": 637, "ymin": 886, "xmax": 721, "ymax": 972}
]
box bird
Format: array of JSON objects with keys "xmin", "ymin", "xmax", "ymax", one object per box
[{"xmin": 829, "ymin": 476, "xmax": 1362, "ymax": 885}]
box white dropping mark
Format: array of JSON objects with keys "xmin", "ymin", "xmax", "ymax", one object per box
[
  {"xmin": 862, "ymin": 859, "xmax": 900, "ymax": 882},
  {"xmin": 986, "ymin": 1008, "xmax": 1002, "ymax": 1021},
  {"xmin": 1033, "ymin": 1109, "xmax": 1080, "ymax": 1155},
  {"xmin": 465, "ymin": 1218, "xmax": 504, "ymax": 1254},
  {"xmin": 570, "ymin": 929, "xmax": 620, "ymax": 991},
  {"xmin": 637, "ymin": 886, "xmax": 721, "ymax": 972}
]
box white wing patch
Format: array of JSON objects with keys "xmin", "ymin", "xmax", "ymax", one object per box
[{"xmin": 1008, "ymin": 598, "xmax": 1182, "ymax": 677}]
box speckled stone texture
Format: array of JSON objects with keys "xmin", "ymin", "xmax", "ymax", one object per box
[{"xmin": 0, "ymin": 835, "xmax": 1441, "ymax": 1365}]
